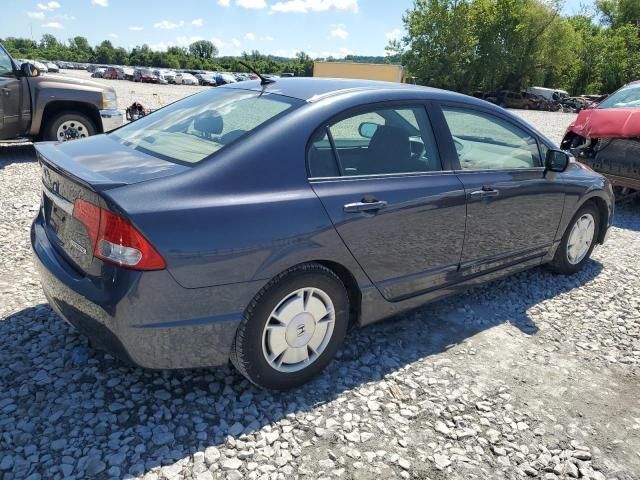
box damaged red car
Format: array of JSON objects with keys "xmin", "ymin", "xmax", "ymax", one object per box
[{"xmin": 561, "ymin": 80, "xmax": 640, "ymax": 192}]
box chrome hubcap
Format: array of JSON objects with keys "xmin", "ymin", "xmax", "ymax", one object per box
[
  {"xmin": 262, "ymin": 287, "xmax": 335, "ymax": 373},
  {"xmin": 56, "ymin": 120, "xmax": 89, "ymax": 141},
  {"xmin": 567, "ymin": 213, "xmax": 595, "ymax": 264}
]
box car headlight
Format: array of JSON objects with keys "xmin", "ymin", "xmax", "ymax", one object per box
[{"xmin": 102, "ymin": 91, "xmax": 118, "ymax": 110}]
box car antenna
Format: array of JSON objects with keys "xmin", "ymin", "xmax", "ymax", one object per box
[{"xmin": 238, "ymin": 60, "xmax": 275, "ymax": 86}]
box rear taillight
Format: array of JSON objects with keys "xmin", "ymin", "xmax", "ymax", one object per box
[{"xmin": 72, "ymin": 199, "xmax": 165, "ymax": 270}]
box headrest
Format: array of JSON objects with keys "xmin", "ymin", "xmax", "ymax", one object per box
[{"xmin": 193, "ymin": 111, "xmax": 223, "ymax": 135}]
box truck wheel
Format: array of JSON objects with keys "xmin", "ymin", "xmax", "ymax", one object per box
[{"xmin": 44, "ymin": 112, "xmax": 97, "ymax": 142}]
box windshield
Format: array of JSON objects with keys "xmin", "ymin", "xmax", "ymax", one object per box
[
  {"xmin": 598, "ymin": 84, "xmax": 640, "ymax": 109},
  {"xmin": 111, "ymin": 88, "xmax": 301, "ymax": 164}
]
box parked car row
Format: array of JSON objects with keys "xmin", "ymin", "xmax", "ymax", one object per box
[{"xmin": 85, "ymin": 63, "xmax": 266, "ymax": 86}]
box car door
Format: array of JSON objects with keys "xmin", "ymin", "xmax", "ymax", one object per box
[
  {"xmin": 308, "ymin": 103, "xmax": 467, "ymax": 301},
  {"xmin": 435, "ymin": 104, "xmax": 565, "ymax": 276},
  {"xmin": 0, "ymin": 46, "xmax": 23, "ymax": 139}
]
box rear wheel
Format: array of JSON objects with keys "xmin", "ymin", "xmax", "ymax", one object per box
[
  {"xmin": 230, "ymin": 263, "xmax": 349, "ymax": 390},
  {"xmin": 547, "ymin": 203, "xmax": 600, "ymax": 275},
  {"xmin": 44, "ymin": 111, "xmax": 97, "ymax": 142}
]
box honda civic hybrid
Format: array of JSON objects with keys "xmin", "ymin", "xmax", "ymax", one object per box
[{"xmin": 31, "ymin": 78, "xmax": 614, "ymax": 389}]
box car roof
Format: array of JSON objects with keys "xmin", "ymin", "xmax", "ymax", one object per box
[
  {"xmin": 221, "ymin": 77, "xmax": 556, "ymax": 146},
  {"xmin": 222, "ymin": 77, "xmax": 460, "ymax": 103}
]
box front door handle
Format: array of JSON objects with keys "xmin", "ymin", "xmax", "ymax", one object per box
[
  {"xmin": 343, "ymin": 198, "xmax": 388, "ymax": 213},
  {"xmin": 1, "ymin": 88, "xmax": 9, "ymax": 96},
  {"xmin": 470, "ymin": 186, "xmax": 499, "ymax": 198}
]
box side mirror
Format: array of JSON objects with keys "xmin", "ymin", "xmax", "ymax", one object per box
[
  {"xmin": 21, "ymin": 62, "xmax": 40, "ymax": 77},
  {"xmin": 545, "ymin": 149, "xmax": 570, "ymax": 173},
  {"xmin": 358, "ymin": 122, "xmax": 379, "ymax": 139}
]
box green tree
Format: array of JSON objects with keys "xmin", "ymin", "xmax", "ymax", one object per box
[
  {"xmin": 189, "ymin": 40, "xmax": 218, "ymax": 59},
  {"xmin": 39, "ymin": 34, "xmax": 59, "ymax": 50},
  {"xmin": 597, "ymin": 0, "xmax": 640, "ymax": 27},
  {"xmin": 94, "ymin": 40, "xmax": 115, "ymax": 64},
  {"xmin": 400, "ymin": 0, "xmax": 478, "ymax": 91}
]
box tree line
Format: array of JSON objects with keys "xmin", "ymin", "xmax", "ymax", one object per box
[
  {"xmin": 388, "ymin": 0, "xmax": 640, "ymax": 95},
  {"xmin": 1, "ymin": 34, "xmax": 401, "ymax": 78},
  {"xmin": 0, "ymin": 35, "xmax": 314, "ymax": 75}
]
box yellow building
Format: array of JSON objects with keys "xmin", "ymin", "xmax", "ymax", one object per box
[{"xmin": 313, "ymin": 62, "xmax": 409, "ymax": 83}]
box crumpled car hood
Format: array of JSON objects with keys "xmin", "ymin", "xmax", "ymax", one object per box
[{"xmin": 569, "ymin": 108, "xmax": 640, "ymax": 138}]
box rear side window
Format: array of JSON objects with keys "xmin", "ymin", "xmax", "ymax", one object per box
[
  {"xmin": 442, "ymin": 107, "xmax": 541, "ymax": 170},
  {"xmin": 111, "ymin": 89, "xmax": 301, "ymax": 165},
  {"xmin": 308, "ymin": 106, "xmax": 441, "ymax": 178}
]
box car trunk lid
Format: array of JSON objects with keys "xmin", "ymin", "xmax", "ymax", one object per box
[{"xmin": 36, "ymin": 135, "xmax": 188, "ymax": 274}]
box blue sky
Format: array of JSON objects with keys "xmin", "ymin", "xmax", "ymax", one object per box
[{"xmin": 6, "ymin": 0, "xmax": 591, "ymax": 58}]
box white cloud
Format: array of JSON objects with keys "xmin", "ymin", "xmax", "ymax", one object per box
[
  {"xmin": 264, "ymin": 35, "xmax": 274, "ymax": 41},
  {"xmin": 129, "ymin": 26, "xmax": 144, "ymax": 31},
  {"xmin": 37, "ymin": 1, "xmax": 60, "ymax": 10},
  {"xmin": 231, "ymin": 38, "xmax": 241, "ymax": 47},
  {"xmin": 329, "ymin": 24, "xmax": 348, "ymax": 39},
  {"xmin": 245, "ymin": 32, "xmax": 256, "ymax": 40},
  {"xmin": 271, "ymin": 0, "xmax": 358, "ymax": 13},
  {"xmin": 41, "ymin": 21, "xmax": 63, "ymax": 28},
  {"xmin": 108, "ymin": 33, "xmax": 118, "ymax": 38},
  {"xmin": 218, "ymin": 0, "xmax": 230, "ymax": 5},
  {"xmin": 211, "ymin": 37, "xmax": 225, "ymax": 49},
  {"xmin": 275, "ymin": 48, "xmax": 298, "ymax": 58},
  {"xmin": 176, "ymin": 35, "xmax": 203, "ymax": 46},
  {"xmin": 52, "ymin": 13, "xmax": 75, "ymax": 20},
  {"xmin": 311, "ymin": 47, "xmax": 352, "ymax": 58},
  {"xmin": 154, "ymin": 20, "xmax": 185, "ymax": 30},
  {"xmin": 91, "ymin": 0, "xmax": 108, "ymax": 6},
  {"xmin": 236, "ymin": 0, "xmax": 267, "ymax": 9},
  {"xmin": 149, "ymin": 41, "xmax": 172, "ymax": 52},
  {"xmin": 27, "ymin": 11, "xmax": 46, "ymax": 19},
  {"xmin": 385, "ymin": 27, "xmax": 402, "ymax": 41},
  {"xmin": 192, "ymin": 18, "xmax": 204, "ymax": 26},
  {"xmin": 149, "ymin": 36, "xmax": 202, "ymax": 51}
]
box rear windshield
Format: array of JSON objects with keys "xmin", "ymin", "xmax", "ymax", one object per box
[{"xmin": 111, "ymin": 88, "xmax": 301, "ymax": 164}]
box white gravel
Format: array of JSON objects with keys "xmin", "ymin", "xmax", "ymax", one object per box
[{"xmin": 0, "ymin": 98, "xmax": 639, "ymax": 480}]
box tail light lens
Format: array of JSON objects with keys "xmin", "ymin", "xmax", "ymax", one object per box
[{"xmin": 72, "ymin": 198, "xmax": 165, "ymax": 270}]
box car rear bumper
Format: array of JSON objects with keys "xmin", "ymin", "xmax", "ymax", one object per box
[
  {"xmin": 99, "ymin": 109, "xmax": 124, "ymax": 132},
  {"xmin": 31, "ymin": 213, "xmax": 262, "ymax": 369}
]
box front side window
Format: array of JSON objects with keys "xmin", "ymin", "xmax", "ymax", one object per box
[
  {"xmin": 442, "ymin": 107, "xmax": 541, "ymax": 170},
  {"xmin": 111, "ymin": 89, "xmax": 301, "ymax": 164},
  {"xmin": 309, "ymin": 106, "xmax": 441, "ymax": 177},
  {"xmin": 0, "ymin": 48, "xmax": 14, "ymax": 76}
]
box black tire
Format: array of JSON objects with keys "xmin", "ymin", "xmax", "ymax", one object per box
[
  {"xmin": 547, "ymin": 203, "xmax": 600, "ymax": 275},
  {"xmin": 230, "ymin": 263, "xmax": 349, "ymax": 390},
  {"xmin": 44, "ymin": 111, "xmax": 97, "ymax": 142}
]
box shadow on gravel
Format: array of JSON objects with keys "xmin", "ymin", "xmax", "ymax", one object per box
[
  {"xmin": 0, "ymin": 259, "xmax": 603, "ymax": 478},
  {"xmin": 613, "ymin": 203, "xmax": 640, "ymax": 232},
  {"xmin": 0, "ymin": 145, "xmax": 37, "ymax": 169}
]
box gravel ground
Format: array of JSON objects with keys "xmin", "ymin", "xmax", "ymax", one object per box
[{"xmin": 1, "ymin": 92, "xmax": 639, "ymax": 480}]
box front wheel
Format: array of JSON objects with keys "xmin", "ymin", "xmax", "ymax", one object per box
[
  {"xmin": 43, "ymin": 111, "xmax": 97, "ymax": 142},
  {"xmin": 547, "ymin": 203, "xmax": 600, "ymax": 275},
  {"xmin": 230, "ymin": 263, "xmax": 349, "ymax": 390}
]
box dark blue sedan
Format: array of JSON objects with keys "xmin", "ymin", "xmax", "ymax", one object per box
[{"xmin": 31, "ymin": 78, "xmax": 614, "ymax": 389}]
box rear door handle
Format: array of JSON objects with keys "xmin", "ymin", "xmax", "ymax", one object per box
[
  {"xmin": 1, "ymin": 88, "xmax": 9, "ymax": 96},
  {"xmin": 343, "ymin": 199, "xmax": 388, "ymax": 213},
  {"xmin": 470, "ymin": 186, "xmax": 499, "ymax": 198}
]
